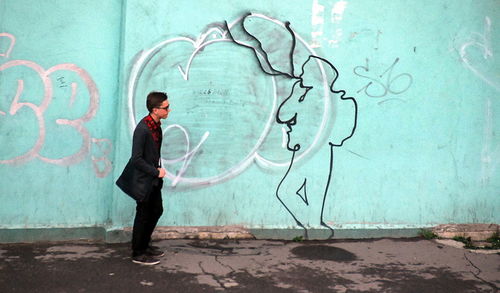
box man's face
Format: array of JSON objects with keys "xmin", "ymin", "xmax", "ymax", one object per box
[{"xmin": 155, "ymin": 100, "xmax": 170, "ymax": 120}]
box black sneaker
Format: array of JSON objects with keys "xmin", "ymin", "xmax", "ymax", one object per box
[
  {"xmin": 132, "ymin": 254, "xmax": 160, "ymax": 265},
  {"xmin": 146, "ymin": 246, "xmax": 165, "ymax": 257},
  {"xmin": 149, "ymin": 244, "xmax": 161, "ymax": 250}
]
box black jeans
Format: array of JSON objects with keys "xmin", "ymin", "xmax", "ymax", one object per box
[{"xmin": 131, "ymin": 184, "xmax": 163, "ymax": 256}]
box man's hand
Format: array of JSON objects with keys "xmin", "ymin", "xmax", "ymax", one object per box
[{"xmin": 157, "ymin": 168, "xmax": 166, "ymax": 178}]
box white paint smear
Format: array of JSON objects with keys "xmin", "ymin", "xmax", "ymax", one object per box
[{"xmin": 331, "ymin": 0, "xmax": 348, "ymax": 23}]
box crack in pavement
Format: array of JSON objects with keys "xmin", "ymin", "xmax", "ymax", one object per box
[
  {"xmin": 197, "ymin": 261, "xmax": 226, "ymax": 289},
  {"xmin": 215, "ymin": 255, "xmax": 236, "ymax": 272},
  {"xmin": 463, "ymin": 252, "xmax": 498, "ymax": 292}
]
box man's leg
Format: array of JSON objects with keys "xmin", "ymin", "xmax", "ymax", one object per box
[
  {"xmin": 144, "ymin": 186, "xmax": 163, "ymax": 247},
  {"xmin": 131, "ymin": 200, "xmax": 149, "ymax": 256},
  {"xmin": 131, "ymin": 197, "xmax": 161, "ymax": 265}
]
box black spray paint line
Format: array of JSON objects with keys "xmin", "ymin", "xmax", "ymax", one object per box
[
  {"xmin": 275, "ymin": 150, "xmax": 309, "ymax": 239},
  {"xmin": 226, "ymin": 13, "xmax": 358, "ymax": 239},
  {"xmin": 225, "ymin": 12, "xmax": 297, "ymax": 79},
  {"xmin": 296, "ymin": 179, "xmax": 308, "ymax": 205}
]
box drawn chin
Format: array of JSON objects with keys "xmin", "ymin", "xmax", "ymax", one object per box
[{"xmin": 280, "ymin": 125, "xmax": 301, "ymax": 151}]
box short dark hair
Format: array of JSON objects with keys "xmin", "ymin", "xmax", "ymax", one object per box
[{"xmin": 146, "ymin": 92, "xmax": 168, "ymax": 113}]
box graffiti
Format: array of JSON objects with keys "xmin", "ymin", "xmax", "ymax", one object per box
[
  {"xmin": 127, "ymin": 13, "xmax": 357, "ymax": 236},
  {"xmin": 0, "ymin": 33, "xmax": 112, "ymax": 177},
  {"xmin": 128, "ymin": 14, "xmax": 334, "ymax": 188},
  {"xmin": 192, "ymin": 88, "xmax": 230, "ymax": 97},
  {"xmin": 459, "ymin": 16, "xmax": 499, "ymax": 91},
  {"xmin": 227, "ymin": 13, "xmax": 358, "ymax": 238},
  {"xmin": 480, "ymin": 96, "xmax": 499, "ymax": 187},
  {"xmin": 455, "ymin": 16, "xmax": 499, "ymax": 183},
  {"xmin": 0, "ymin": 33, "xmax": 15, "ymax": 58},
  {"xmin": 162, "ymin": 124, "xmax": 210, "ymax": 187},
  {"xmin": 57, "ymin": 76, "xmax": 69, "ymax": 88},
  {"xmin": 127, "ymin": 24, "xmax": 267, "ymax": 187},
  {"xmin": 354, "ymin": 57, "xmax": 413, "ymax": 98},
  {"xmin": 91, "ymin": 138, "xmax": 113, "ymax": 178}
]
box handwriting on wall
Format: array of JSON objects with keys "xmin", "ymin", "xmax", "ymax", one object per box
[
  {"xmin": 354, "ymin": 57, "xmax": 413, "ymax": 98},
  {"xmin": 0, "ymin": 33, "xmax": 112, "ymax": 177}
]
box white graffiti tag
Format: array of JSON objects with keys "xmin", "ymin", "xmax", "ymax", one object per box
[{"xmin": 459, "ymin": 17, "xmax": 499, "ymax": 91}]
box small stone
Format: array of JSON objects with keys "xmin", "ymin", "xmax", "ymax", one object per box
[
  {"xmin": 140, "ymin": 280, "xmax": 154, "ymax": 286},
  {"xmin": 223, "ymin": 282, "xmax": 239, "ymax": 288}
]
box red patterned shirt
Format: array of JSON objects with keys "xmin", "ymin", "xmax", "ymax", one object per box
[{"xmin": 143, "ymin": 115, "xmax": 162, "ymax": 151}]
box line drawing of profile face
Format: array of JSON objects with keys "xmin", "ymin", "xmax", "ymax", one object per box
[
  {"xmin": 275, "ymin": 55, "xmax": 340, "ymax": 153},
  {"xmin": 276, "ymin": 79, "xmax": 310, "ymax": 152},
  {"xmin": 225, "ymin": 13, "xmax": 341, "ymax": 166}
]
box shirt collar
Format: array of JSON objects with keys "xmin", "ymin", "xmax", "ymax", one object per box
[{"xmin": 147, "ymin": 114, "xmax": 161, "ymax": 126}]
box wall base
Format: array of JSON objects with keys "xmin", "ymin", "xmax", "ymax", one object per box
[
  {"xmin": 250, "ymin": 228, "xmax": 422, "ymax": 240},
  {"xmin": 0, "ymin": 226, "xmax": 423, "ymax": 243},
  {"xmin": 0, "ymin": 227, "xmax": 106, "ymax": 243}
]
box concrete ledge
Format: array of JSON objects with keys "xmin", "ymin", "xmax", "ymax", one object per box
[
  {"xmin": 105, "ymin": 226, "xmax": 423, "ymax": 243},
  {"xmin": 152, "ymin": 226, "xmax": 255, "ymax": 240},
  {"xmin": 105, "ymin": 225, "xmax": 255, "ymax": 243},
  {"xmin": 432, "ymin": 224, "xmax": 499, "ymax": 241},
  {"xmin": 104, "ymin": 225, "xmax": 256, "ymax": 243}
]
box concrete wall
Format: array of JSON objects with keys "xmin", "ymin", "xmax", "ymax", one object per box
[{"xmin": 1, "ymin": 0, "xmax": 499, "ymax": 241}]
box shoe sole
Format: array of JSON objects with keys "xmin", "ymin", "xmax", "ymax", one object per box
[{"xmin": 132, "ymin": 259, "xmax": 160, "ymax": 265}]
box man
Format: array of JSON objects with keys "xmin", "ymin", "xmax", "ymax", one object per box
[{"xmin": 116, "ymin": 92, "xmax": 170, "ymax": 265}]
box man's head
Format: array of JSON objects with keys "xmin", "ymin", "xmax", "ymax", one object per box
[{"xmin": 147, "ymin": 91, "xmax": 170, "ymax": 121}]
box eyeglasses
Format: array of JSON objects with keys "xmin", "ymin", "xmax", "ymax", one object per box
[{"xmin": 157, "ymin": 105, "xmax": 170, "ymax": 111}]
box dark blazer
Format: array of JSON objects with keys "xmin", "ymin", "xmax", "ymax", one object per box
[{"xmin": 116, "ymin": 118, "xmax": 162, "ymax": 202}]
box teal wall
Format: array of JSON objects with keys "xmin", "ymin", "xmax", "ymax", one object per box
[
  {"xmin": 0, "ymin": 0, "xmax": 122, "ymax": 230},
  {"xmin": 1, "ymin": 0, "xmax": 499, "ymax": 240}
]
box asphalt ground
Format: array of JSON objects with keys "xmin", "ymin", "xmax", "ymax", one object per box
[{"xmin": 1, "ymin": 238, "xmax": 499, "ymax": 292}]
